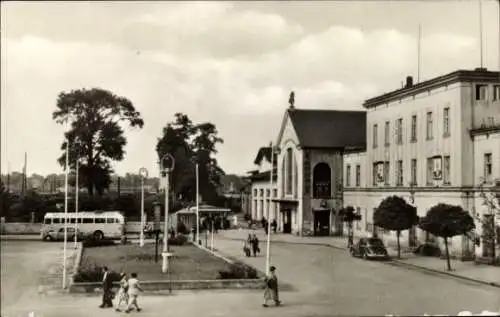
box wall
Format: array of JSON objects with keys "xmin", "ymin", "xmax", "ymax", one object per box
[
  {"xmin": 366, "ymin": 82, "xmax": 464, "ymax": 188},
  {"xmin": 343, "ymin": 151, "xmax": 368, "ymax": 188},
  {"xmin": 250, "ymin": 180, "xmax": 278, "ymax": 221},
  {"xmin": 473, "ymin": 132, "xmax": 500, "ymax": 186}
]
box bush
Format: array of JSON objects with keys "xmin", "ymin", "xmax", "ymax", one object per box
[
  {"xmin": 73, "ymin": 260, "xmax": 121, "ymax": 283},
  {"xmin": 82, "ymin": 237, "xmax": 116, "ymax": 248},
  {"xmin": 168, "ymin": 234, "xmax": 188, "ymax": 246},
  {"xmin": 413, "ymin": 243, "xmax": 442, "ymax": 257},
  {"xmin": 217, "ymin": 262, "xmax": 258, "ymax": 279}
]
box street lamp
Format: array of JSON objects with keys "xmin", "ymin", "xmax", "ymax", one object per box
[
  {"xmin": 62, "ymin": 118, "xmax": 72, "ymax": 289},
  {"xmin": 139, "ymin": 167, "xmax": 149, "ymax": 247},
  {"xmin": 74, "ymin": 157, "xmax": 79, "ymax": 249},
  {"xmin": 160, "ymin": 154, "xmax": 175, "ymax": 273}
]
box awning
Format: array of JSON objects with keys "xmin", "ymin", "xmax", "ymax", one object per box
[{"xmin": 271, "ymin": 198, "xmax": 299, "ymax": 204}]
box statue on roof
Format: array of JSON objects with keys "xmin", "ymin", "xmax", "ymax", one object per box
[{"xmin": 289, "ymin": 91, "xmax": 295, "ymax": 109}]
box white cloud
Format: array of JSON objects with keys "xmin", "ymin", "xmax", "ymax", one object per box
[{"xmin": 1, "ymin": 2, "xmax": 497, "ymax": 176}]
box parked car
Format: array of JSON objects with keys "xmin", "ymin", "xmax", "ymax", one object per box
[
  {"xmin": 43, "ymin": 227, "xmax": 85, "ymax": 241},
  {"xmin": 349, "ymin": 237, "xmax": 389, "ymax": 260}
]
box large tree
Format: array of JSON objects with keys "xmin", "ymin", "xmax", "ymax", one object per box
[
  {"xmin": 419, "ymin": 203, "xmax": 475, "ymax": 271},
  {"xmin": 53, "ymin": 88, "xmax": 144, "ymax": 196},
  {"xmin": 156, "ymin": 113, "xmax": 224, "ymax": 206},
  {"xmin": 373, "ymin": 195, "xmax": 419, "ymax": 259}
]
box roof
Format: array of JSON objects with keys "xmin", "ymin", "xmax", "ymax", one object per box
[
  {"xmin": 364, "ymin": 69, "xmax": 500, "ymax": 109},
  {"xmin": 254, "ymin": 146, "xmax": 272, "ymax": 165},
  {"xmin": 248, "ymin": 170, "xmax": 277, "ymax": 182},
  {"xmin": 288, "ymin": 109, "xmax": 366, "ymax": 149},
  {"xmin": 44, "ymin": 211, "xmax": 124, "ymax": 218},
  {"xmin": 177, "ymin": 204, "xmax": 232, "ymax": 214}
]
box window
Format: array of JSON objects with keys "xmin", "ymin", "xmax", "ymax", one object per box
[
  {"xmin": 253, "ymin": 189, "xmax": 257, "ymax": 197},
  {"xmin": 411, "ymin": 159, "xmax": 417, "ymax": 185},
  {"xmin": 259, "ymin": 200, "xmax": 263, "ymax": 217},
  {"xmin": 384, "ymin": 121, "xmax": 390, "ymax": 146},
  {"xmin": 44, "ymin": 218, "xmax": 51, "ymax": 224},
  {"xmin": 355, "ymin": 165, "xmax": 361, "ymax": 187},
  {"xmin": 82, "ymin": 218, "xmax": 94, "ymax": 224},
  {"xmin": 494, "ymin": 85, "xmax": 500, "ymax": 101},
  {"xmin": 396, "ymin": 160, "xmax": 403, "ymax": 186},
  {"xmin": 373, "ymin": 163, "xmax": 378, "ymax": 186},
  {"xmin": 427, "ymin": 158, "xmax": 434, "ymax": 185},
  {"xmin": 95, "ymin": 218, "xmax": 105, "ymax": 224},
  {"xmin": 313, "ymin": 163, "xmax": 331, "ymax": 198},
  {"xmin": 69, "ymin": 218, "xmax": 76, "ymax": 224},
  {"xmin": 426, "ymin": 112, "xmax": 433, "ymax": 139},
  {"xmin": 443, "ymin": 156, "xmax": 451, "ymax": 185},
  {"xmin": 273, "ymin": 189, "xmax": 277, "ymax": 198},
  {"xmin": 484, "ymin": 153, "xmax": 492, "ymax": 181},
  {"xmin": 373, "ymin": 162, "xmax": 384, "ymax": 186},
  {"xmin": 373, "ymin": 124, "xmax": 378, "ymax": 148},
  {"xmin": 346, "ymin": 165, "xmax": 351, "ymax": 187},
  {"xmin": 286, "ymin": 148, "xmax": 293, "ymax": 195},
  {"xmin": 106, "ymin": 218, "xmax": 115, "ymax": 224},
  {"xmin": 396, "ymin": 118, "xmax": 403, "ymax": 144},
  {"xmin": 266, "ymin": 189, "xmax": 270, "ymax": 197},
  {"xmin": 356, "ymin": 207, "xmax": 361, "ymax": 230},
  {"xmin": 259, "ymin": 189, "xmax": 264, "ymax": 197},
  {"xmin": 476, "ymin": 84, "xmax": 487, "ymax": 100},
  {"xmin": 383, "ymin": 162, "xmax": 390, "ymax": 185},
  {"xmin": 410, "ymin": 115, "xmax": 417, "ymax": 142},
  {"xmin": 443, "ymin": 107, "xmax": 450, "ymax": 137}
]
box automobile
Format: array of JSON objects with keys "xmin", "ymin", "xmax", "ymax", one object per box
[
  {"xmin": 349, "ymin": 237, "xmax": 390, "ymax": 260},
  {"xmin": 43, "ymin": 227, "xmax": 85, "ymax": 241}
]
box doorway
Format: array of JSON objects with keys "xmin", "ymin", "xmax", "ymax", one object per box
[
  {"xmin": 314, "ymin": 209, "xmax": 330, "ymax": 236},
  {"xmin": 283, "ymin": 209, "xmax": 292, "ymax": 234}
]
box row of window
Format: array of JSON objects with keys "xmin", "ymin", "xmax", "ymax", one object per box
[
  {"xmin": 372, "ymin": 107, "xmax": 450, "ymax": 148},
  {"xmin": 252, "ymin": 188, "xmax": 278, "ymax": 198},
  {"xmin": 346, "ymin": 152, "xmax": 494, "ymax": 187},
  {"xmin": 44, "ymin": 217, "xmax": 121, "ymax": 224},
  {"xmin": 476, "ymin": 84, "xmax": 500, "ymax": 101}
]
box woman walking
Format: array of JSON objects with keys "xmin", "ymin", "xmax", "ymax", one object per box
[
  {"xmin": 115, "ymin": 272, "xmax": 129, "ymax": 312},
  {"xmin": 263, "ymin": 266, "xmax": 281, "ymax": 307},
  {"xmin": 125, "ymin": 272, "xmax": 143, "ymax": 313}
]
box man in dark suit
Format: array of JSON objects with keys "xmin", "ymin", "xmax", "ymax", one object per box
[{"xmin": 99, "ymin": 266, "xmax": 114, "ymax": 308}]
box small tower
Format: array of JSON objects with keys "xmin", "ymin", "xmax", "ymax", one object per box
[{"xmin": 288, "ymin": 91, "xmax": 295, "ymax": 109}]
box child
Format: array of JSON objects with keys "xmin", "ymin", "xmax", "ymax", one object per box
[
  {"xmin": 263, "ymin": 266, "xmax": 281, "ymax": 307},
  {"xmin": 125, "ymin": 272, "xmax": 144, "ymax": 313},
  {"xmin": 115, "ymin": 273, "xmax": 129, "ymax": 312}
]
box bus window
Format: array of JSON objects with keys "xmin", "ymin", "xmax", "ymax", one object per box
[
  {"xmin": 106, "ymin": 218, "xmax": 115, "ymax": 224},
  {"xmin": 115, "ymin": 218, "xmax": 121, "ymax": 223},
  {"xmin": 95, "ymin": 218, "xmax": 105, "ymax": 224},
  {"xmin": 53, "ymin": 218, "xmax": 60, "ymax": 224},
  {"xmin": 44, "ymin": 218, "xmax": 51, "ymax": 224},
  {"xmin": 77, "ymin": 218, "xmax": 83, "ymax": 223},
  {"xmin": 69, "ymin": 218, "xmax": 76, "ymax": 224},
  {"xmin": 82, "ymin": 218, "xmax": 94, "ymax": 224}
]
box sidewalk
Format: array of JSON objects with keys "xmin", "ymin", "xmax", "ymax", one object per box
[{"xmin": 220, "ymin": 229, "xmax": 500, "ymax": 288}]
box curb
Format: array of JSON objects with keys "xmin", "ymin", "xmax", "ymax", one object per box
[
  {"xmin": 387, "ymin": 260, "xmax": 500, "ymax": 289},
  {"xmin": 220, "ymin": 236, "xmax": 499, "ymax": 288}
]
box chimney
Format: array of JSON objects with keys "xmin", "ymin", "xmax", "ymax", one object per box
[
  {"xmin": 405, "ymin": 76, "xmax": 413, "ymax": 88},
  {"xmin": 474, "ymin": 67, "xmax": 487, "ymax": 72}
]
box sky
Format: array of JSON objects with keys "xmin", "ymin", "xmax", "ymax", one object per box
[{"xmin": 1, "ymin": 1, "xmax": 499, "ymax": 177}]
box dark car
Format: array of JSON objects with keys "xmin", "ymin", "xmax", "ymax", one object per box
[{"xmin": 349, "ymin": 237, "xmax": 389, "ymax": 260}]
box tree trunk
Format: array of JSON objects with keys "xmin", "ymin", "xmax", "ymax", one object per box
[
  {"xmin": 396, "ymin": 230, "xmax": 401, "ymax": 259},
  {"xmin": 444, "ymin": 237, "xmax": 451, "ymax": 271}
]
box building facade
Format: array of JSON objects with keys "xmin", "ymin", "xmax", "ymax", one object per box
[{"xmin": 343, "ymin": 70, "xmax": 500, "ymax": 258}]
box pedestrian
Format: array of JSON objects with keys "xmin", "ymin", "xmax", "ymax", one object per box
[
  {"xmin": 115, "ymin": 272, "xmax": 129, "ymax": 312},
  {"xmin": 125, "ymin": 272, "xmax": 143, "ymax": 313},
  {"xmin": 263, "ymin": 266, "xmax": 281, "ymax": 307},
  {"xmin": 99, "ymin": 266, "xmax": 114, "ymax": 308},
  {"xmin": 263, "ymin": 219, "xmax": 268, "ymax": 235},
  {"xmin": 252, "ymin": 233, "xmax": 260, "ymax": 257},
  {"xmin": 243, "ymin": 240, "xmax": 251, "ymax": 257},
  {"xmin": 271, "ymin": 219, "xmax": 277, "ymax": 234}
]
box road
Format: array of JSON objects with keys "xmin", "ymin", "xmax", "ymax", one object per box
[{"xmin": 1, "ymin": 237, "xmax": 499, "ymax": 317}]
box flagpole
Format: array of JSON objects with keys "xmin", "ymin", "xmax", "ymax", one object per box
[
  {"xmin": 479, "ymin": 0, "xmax": 484, "ymax": 68},
  {"xmin": 265, "ymin": 142, "xmax": 274, "ymax": 275},
  {"xmin": 62, "ymin": 120, "xmax": 70, "ymax": 289},
  {"xmin": 417, "ymin": 23, "xmax": 422, "ymax": 83},
  {"xmin": 196, "ymin": 163, "xmax": 200, "ymax": 245},
  {"xmin": 74, "ymin": 159, "xmax": 79, "ymax": 249}
]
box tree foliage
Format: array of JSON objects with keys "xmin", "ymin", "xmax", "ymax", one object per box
[
  {"xmin": 156, "ymin": 113, "xmax": 225, "ymax": 206},
  {"xmin": 477, "ymin": 178, "xmax": 500, "ymax": 260},
  {"xmin": 374, "ymin": 195, "xmax": 418, "ymax": 258},
  {"xmin": 52, "ymin": 88, "xmax": 144, "ymax": 196},
  {"xmin": 419, "ymin": 203, "xmax": 475, "ymax": 270}
]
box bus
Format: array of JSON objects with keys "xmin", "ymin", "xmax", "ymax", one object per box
[{"xmin": 41, "ymin": 211, "xmax": 125, "ymax": 241}]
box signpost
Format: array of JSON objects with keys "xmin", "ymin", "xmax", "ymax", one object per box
[{"xmin": 160, "ymin": 154, "xmax": 175, "ymax": 274}]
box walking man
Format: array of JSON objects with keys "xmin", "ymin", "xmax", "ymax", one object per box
[
  {"xmin": 125, "ymin": 272, "xmax": 144, "ymax": 313},
  {"xmin": 263, "ymin": 266, "xmax": 281, "ymax": 307},
  {"xmin": 99, "ymin": 266, "xmax": 114, "ymax": 308}
]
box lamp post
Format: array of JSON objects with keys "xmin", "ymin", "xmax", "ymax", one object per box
[
  {"xmin": 196, "ymin": 163, "xmax": 200, "ymax": 245},
  {"xmin": 160, "ymin": 154, "xmax": 175, "ymax": 273},
  {"xmin": 74, "ymin": 158, "xmax": 79, "ymax": 249},
  {"xmin": 62, "ymin": 119, "xmax": 71, "ymax": 289},
  {"xmin": 265, "ymin": 142, "xmax": 274, "ymax": 275},
  {"xmin": 139, "ymin": 167, "xmax": 149, "ymax": 247}
]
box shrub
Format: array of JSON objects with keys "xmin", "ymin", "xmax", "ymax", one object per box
[
  {"xmin": 413, "ymin": 243, "xmax": 442, "ymax": 257},
  {"xmin": 82, "ymin": 237, "xmax": 116, "ymax": 248},
  {"xmin": 73, "ymin": 260, "xmax": 121, "ymax": 283},
  {"xmin": 217, "ymin": 262, "xmax": 258, "ymax": 279},
  {"xmin": 168, "ymin": 234, "xmax": 188, "ymax": 246}
]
